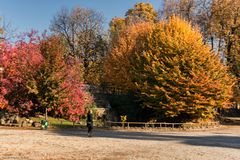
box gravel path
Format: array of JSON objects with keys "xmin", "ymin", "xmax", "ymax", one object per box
[{"xmin": 0, "ymin": 126, "xmax": 240, "ymax": 160}]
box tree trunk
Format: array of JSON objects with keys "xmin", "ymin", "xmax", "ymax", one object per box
[
  {"xmin": 211, "ymin": 36, "xmax": 214, "ymax": 51},
  {"xmin": 45, "ymin": 108, "xmax": 48, "ymax": 120}
]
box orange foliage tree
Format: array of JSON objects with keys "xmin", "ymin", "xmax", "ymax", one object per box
[{"xmin": 104, "ymin": 16, "xmax": 235, "ymax": 121}]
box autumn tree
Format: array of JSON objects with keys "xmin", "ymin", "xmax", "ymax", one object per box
[
  {"xmin": 104, "ymin": 23, "xmax": 153, "ymax": 91},
  {"xmin": 109, "ymin": 2, "xmax": 157, "ymax": 43},
  {"xmin": 125, "ymin": 2, "xmax": 158, "ymax": 24},
  {"xmin": 109, "ymin": 18, "xmax": 126, "ymax": 42},
  {"xmin": 106, "ymin": 2, "xmax": 158, "ymax": 88},
  {"xmin": 209, "ymin": 0, "xmax": 240, "ymax": 63},
  {"xmin": 105, "ymin": 17, "xmax": 234, "ymax": 121},
  {"xmin": 50, "ymin": 7, "xmax": 107, "ymax": 85},
  {"xmin": 26, "ymin": 36, "xmax": 93, "ymax": 120},
  {"xmin": 206, "ymin": 0, "xmax": 240, "ymax": 105},
  {"xmin": 160, "ymin": 0, "xmax": 198, "ymax": 22},
  {"xmin": 0, "ymin": 33, "xmax": 93, "ymax": 120},
  {"xmin": 25, "ymin": 36, "xmax": 68, "ymax": 119},
  {"xmin": 0, "ymin": 31, "xmax": 43, "ymax": 115},
  {"xmin": 60, "ymin": 59, "xmax": 93, "ymax": 121},
  {"xmin": 0, "ymin": 18, "xmax": 7, "ymax": 109},
  {"xmin": 160, "ymin": 0, "xmax": 216, "ymax": 48},
  {"xmin": 160, "ymin": 0, "xmax": 240, "ymax": 54},
  {"xmin": 161, "ymin": 0, "xmax": 240, "ymax": 107}
]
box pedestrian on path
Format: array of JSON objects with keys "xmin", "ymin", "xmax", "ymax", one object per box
[{"xmin": 87, "ymin": 110, "xmax": 93, "ymax": 137}]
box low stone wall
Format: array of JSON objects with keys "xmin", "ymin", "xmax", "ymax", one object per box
[{"xmin": 0, "ymin": 113, "xmax": 40, "ymax": 128}]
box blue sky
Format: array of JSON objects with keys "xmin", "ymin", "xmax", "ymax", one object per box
[{"xmin": 0, "ymin": 0, "xmax": 162, "ymax": 34}]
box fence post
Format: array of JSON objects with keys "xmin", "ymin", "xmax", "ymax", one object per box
[
  {"xmin": 107, "ymin": 121, "xmax": 111, "ymax": 128},
  {"xmin": 127, "ymin": 122, "xmax": 129, "ymax": 129}
]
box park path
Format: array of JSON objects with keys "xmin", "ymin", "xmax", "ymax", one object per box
[{"xmin": 0, "ymin": 125, "xmax": 240, "ymax": 160}]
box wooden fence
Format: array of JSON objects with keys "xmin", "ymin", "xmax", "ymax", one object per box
[{"xmin": 105, "ymin": 121, "xmax": 219, "ymax": 130}]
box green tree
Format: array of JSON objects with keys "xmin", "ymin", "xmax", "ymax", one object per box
[{"xmin": 26, "ymin": 36, "xmax": 68, "ymax": 119}]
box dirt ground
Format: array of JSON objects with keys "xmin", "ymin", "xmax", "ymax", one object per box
[{"xmin": 0, "ymin": 125, "xmax": 240, "ymax": 160}]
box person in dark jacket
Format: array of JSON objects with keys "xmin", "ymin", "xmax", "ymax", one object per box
[{"xmin": 86, "ymin": 110, "xmax": 93, "ymax": 137}]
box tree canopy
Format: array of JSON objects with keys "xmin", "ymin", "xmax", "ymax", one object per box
[
  {"xmin": 50, "ymin": 6, "xmax": 107, "ymax": 85},
  {"xmin": 0, "ymin": 33, "xmax": 93, "ymax": 121},
  {"xmin": 104, "ymin": 16, "xmax": 234, "ymax": 121}
]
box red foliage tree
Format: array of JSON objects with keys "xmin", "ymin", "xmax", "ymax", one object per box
[
  {"xmin": 59, "ymin": 58, "xmax": 93, "ymax": 121},
  {"xmin": 0, "ymin": 33, "xmax": 93, "ymax": 120},
  {"xmin": 0, "ymin": 31, "xmax": 42, "ymax": 114}
]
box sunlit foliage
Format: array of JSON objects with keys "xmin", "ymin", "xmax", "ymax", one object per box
[{"xmin": 105, "ymin": 16, "xmax": 234, "ymax": 121}]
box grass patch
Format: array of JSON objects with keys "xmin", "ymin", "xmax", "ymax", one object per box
[
  {"xmin": 30, "ymin": 117, "xmax": 104, "ymax": 129},
  {"xmin": 31, "ymin": 117, "xmax": 81, "ymax": 128}
]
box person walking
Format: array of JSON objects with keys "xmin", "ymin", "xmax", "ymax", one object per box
[{"xmin": 86, "ymin": 110, "xmax": 93, "ymax": 137}]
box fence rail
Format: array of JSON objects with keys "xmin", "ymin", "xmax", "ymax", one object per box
[
  {"xmin": 105, "ymin": 121, "xmax": 219, "ymax": 130},
  {"xmin": 82, "ymin": 84, "xmax": 126, "ymax": 95}
]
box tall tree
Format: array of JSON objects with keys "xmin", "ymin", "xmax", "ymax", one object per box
[
  {"xmin": 109, "ymin": 17, "xmax": 126, "ymax": 42},
  {"xmin": 104, "ymin": 23, "xmax": 153, "ymax": 91},
  {"xmin": 27, "ymin": 36, "xmax": 68, "ymax": 118},
  {"xmin": 109, "ymin": 2, "xmax": 158, "ymax": 43},
  {"xmin": 50, "ymin": 7, "xmax": 107, "ymax": 85},
  {"xmin": 160, "ymin": 0, "xmax": 213, "ymax": 46},
  {"xmin": 160, "ymin": 0, "xmax": 198, "ymax": 22},
  {"xmin": 0, "ymin": 31, "xmax": 43, "ymax": 115},
  {"xmin": 160, "ymin": 0, "xmax": 240, "ymax": 53},
  {"xmin": 207, "ymin": 0, "xmax": 240, "ymax": 103},
  {"xmin": 27, "ymin": 36, "xmax": 92, "ymax": 120},
  {"xmin": 0, "ymin": 33, "xmax": 93, "ymax": 120},
  {"xmin": 125, "ymin": 2, "xmax": 158, "ymax": 24},
  {"xmin": 161, "ymin": 0, "xmax": 240, "ymax": 107},
  {"xmin": 105, "ymin": 16, "xmax": 234, "ymax": 121}
]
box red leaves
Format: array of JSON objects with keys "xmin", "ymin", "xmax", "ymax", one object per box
[
  {"xmin": 0, "ymin": 34, "xmax": 42, "ymax": 114},
  {"xmin": 0, "ymin": 94, "xmax": 8, "ymax": 109},
  {"xmin": 0, "ymin": 33, "xmax": 93, "ymax": 119},
  {"xmin": 59, "ymin": 82, "xmax": 93, "ymax": 121}
]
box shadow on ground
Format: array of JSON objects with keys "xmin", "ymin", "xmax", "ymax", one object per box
[{"xmin": 50, "ymin": 127, "xmax": 240, "ymax": 149}]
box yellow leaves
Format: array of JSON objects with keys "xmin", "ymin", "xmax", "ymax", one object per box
[
  {"xmin": 104, "ymin": 23, "xmax": 154, "ymax": 90},
  {"xmin": 0, "ymin": 28, "xmax": 3, "ymax": 35},
  {"xmin": 26, "ymin": 80, "xmax": 39, "ymax": 94},
  {"xmin": 126, "ymin": 2, "xmax": 157, "ymax": 24},
  {"xmin": 157, "ymin": 16, "xmax": 203, "ymax": 54},
  {"xmin": 110, "ymin": 17, "xmax": 125, "ymax": 34},
  {"xmin": 105, "ymin": 15, "xmax": 235, "ymax": 121}
]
